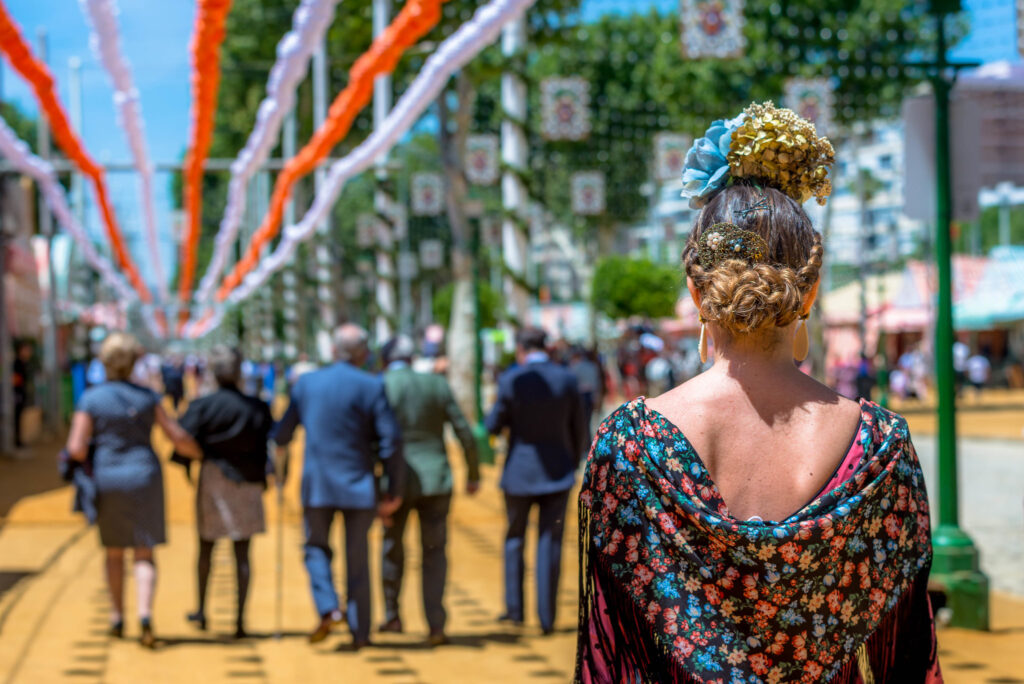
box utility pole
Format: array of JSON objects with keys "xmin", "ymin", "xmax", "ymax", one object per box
[
  {"xmin": 0, "ymin": 176, "xmax": 14, "ymax": 455},
  {"xmin": 997, "ymin": 181, "xmax": 1012, "ymax": 246},
  {"xmin": 36, "ymin": 29, "xmax": 61, "ymax": 431},
  {"xmin": 68, "ymin": 57, "xmax": 89, "ymax": 373},
  {"xmin": 372, "ymin": 0, "xmax": 396, "ymax": 345},
  {"xmin": 312, "ymin": 37, "xmax": 336, "ymax": 359},
  {"xmin": 925, "ymin": 0, "xmax": 989, "ymax": 630},
  {"xmin": 281, "ymin": 109, "xmax": 299, "ymax": 363},
  {"xmin": 501, "ymin": 17, "xmax": 530, "ymax": 327}
]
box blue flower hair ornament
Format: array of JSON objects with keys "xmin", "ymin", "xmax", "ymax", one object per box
[{"xmin": 680, "ymin": 114, "xmax": 745, "ymax": 210}]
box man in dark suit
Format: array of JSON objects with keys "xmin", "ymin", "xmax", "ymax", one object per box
[
  {"xmin": 486, "ymin": 327, "xmax": 586, "ymax": 635},
  {"xmin": 274, "ymin": 324, "xmax": 404, "ymax": 648},
  {"xmin": 379, "ymin": 335, "xmax": 479, "ymax": 646}
]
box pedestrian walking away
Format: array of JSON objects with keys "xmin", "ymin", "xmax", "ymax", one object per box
[
  {"xmin": 486, "ymin": 326, "xmax": 587, "ymax": 635},
  {"xmin": 63, "ymin": 333, "xmax": 201, "ymax": 649},
  {"xmin": 273, "ymin": 324, "xmax": 405, "ymax": 649},
  {"xmin": 379, "ymin": 334, "xmax": 480, "ymax": 646},
  {"xmin": 173, "ymin": 345, "xmax": 275, "ymax": 639}
]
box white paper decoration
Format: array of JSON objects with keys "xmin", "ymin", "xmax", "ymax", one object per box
[
  {"xmin": 571, "ymin": 171, "xmax": 606, "ymax": 215},
  {"xmin": 465, "ymin": 134, "xmax": 500, "ymax": 185},
  {"xmin": 653, "ymin": 133, "xmax": 692, "ymax": 182},
  {"xmin": 784, "ymin": 77, "xmax": 835, "ymax": 137},
  {"xmin": 356, "ymin": 214, "xmax": 378, "ymax": 248},
  {"xmin": 411, "ymin": 172, "xmax": 445, "ymax": 216},
  {"xmin": 419, "ymin": 239, "xmax": 445, "ymax": 270},
  {"xmin": 680, "ymin": 0, "xmax": 746, "ymax": 59},
  {"xmin": 541, "ymin": 77, "xmax": 591, "ymax": 141}
]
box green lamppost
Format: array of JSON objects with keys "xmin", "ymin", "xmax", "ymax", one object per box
[
  {"xmin": 922, "ymin": 0, "xmax": 989, "ymax": 630},
  {"xmin": 471, "ymin": 211, "xmax": 495, "ymax": 465}
]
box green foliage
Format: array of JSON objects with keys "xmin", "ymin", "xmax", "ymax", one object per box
[
  {"xmin": 1, "ymin": 101, "xmax": 36, "ymax": 151},
  {"xmin": 591, "ymin": 255, "xmax": 681, "ymax": 320},
  {"xmin": 432, "ymin": 280, "xmax": 502, "ymax": 330},
  {"xmin": 955, "ymin": 205, "xmax": 1024, "ymax": 255}
]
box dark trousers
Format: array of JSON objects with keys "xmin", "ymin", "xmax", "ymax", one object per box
[
  {"xmin": 503, "ymin": 489, "xmax": 571, "ymax": 631},
  {"xmin": 381, "ymin": 493, "xmax": 451, "ymax": 632},
  {"xmin": 303, "ymin": 506, "xmax": 376, "ymax": 642}
]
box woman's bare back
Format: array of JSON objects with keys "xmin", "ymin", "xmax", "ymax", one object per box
[{"xmin": 646, "ymin": 369, "xmax": 862, "ymax": 522}]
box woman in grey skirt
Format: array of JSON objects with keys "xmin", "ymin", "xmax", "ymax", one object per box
[
  {"xmin": 65, "ymin": 333, "xmax": 201, "ymax": 648},
  {"xmin": 176, "ymin": 346, "xmax": 273, "ymax": 638}
]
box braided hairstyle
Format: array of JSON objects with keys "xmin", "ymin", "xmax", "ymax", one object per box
[{"xmin": 682, "ymin": 182, "xmax": 823, "ymax": 336}]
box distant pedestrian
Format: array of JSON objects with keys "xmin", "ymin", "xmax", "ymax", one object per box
[
  {"xmin": 953, "ymin": 340, "xmax": 969, "ymax": 395},
  {"xmin": 11, "ymin": 341, "xmax": 33, "ymax": 448},
  {"xmin": 161, "ymin": 356, "xmax": 185, "ymax": 413},
  {"xmin": 175, "ymin": 346, "xmax": 274, "ymax": 639},
  {"xmin": 966, "ymin": 351, "xmax": 991, "ymax": 394},
  {"xmin": 855, "ymin": 353, "xmax": 876, "ymax": 401},
  {"xmin": 486, "ymin": 327, "xmax": 587, "ymax": 635},
  {"xmin": 273, "ymin": 324, "xmax": 405, "ymax": 648},
  {"xmin": 379, "ymin": 335, "xmax": 479, "ymax": 646},
  {"xmin": 63, "ymin": 333, "xmax": 200, "ymax": 648}
]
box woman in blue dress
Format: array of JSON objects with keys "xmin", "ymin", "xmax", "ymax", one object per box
[{"xmin": 65, "ymin": 332, "xmax": 201, "ymax": 648}]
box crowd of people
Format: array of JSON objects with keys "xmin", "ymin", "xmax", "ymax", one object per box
[{"xmin": 59, "ymin": 322, "xmax": 591, "ymax": 651}]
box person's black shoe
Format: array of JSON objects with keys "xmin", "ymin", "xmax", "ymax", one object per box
[
  {"xmin": 108, "ymin": 620, "xmax": 124, "ymax": 639},
  {"xmin": 139, "ymin": 619, "xmax": 156, "ymax": 649},
  {"xmin": 427, "ymin": 630, "xmax": 449, "ymax": 647},
  {"xmin": 233, "ymin": 625, "xmax": 248, "ymax": 640},
  {"xmin": 540, "ymin": 627, "xmax": 555, "ymax": 636},
  {"xmin": 497, "ymin": 613, "xmax": 523, "ymax": 627},
  {"xmin": 186, "ymin": 611, "xmax": 207, "ymax": 631},
  {"xmin": 378, "ymin": 618, "xmax": 403, "ymax": 634}
]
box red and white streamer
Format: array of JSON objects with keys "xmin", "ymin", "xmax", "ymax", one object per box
[
  {"xmin": 193, "ymin": 0, "xmax": 342, "ymax": 306},
  {"xmin": 0, "ymin": 115, "xmax": 163, "ymax": 339},
  {"xmin": 189, "ymin": 0, "xmax": 538, "ymax": 337},
  {"xmin": 78, "ymin": 0, "xmax": 167, "ymax": 302}
]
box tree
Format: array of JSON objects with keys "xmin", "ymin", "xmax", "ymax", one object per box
[{"xmin": 591, "ymin": 255, "xmax": 680, "ymax": 320}]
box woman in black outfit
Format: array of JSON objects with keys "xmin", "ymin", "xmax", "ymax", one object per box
[{"xmin": 176, "ymin": 346, "xmax": 274, "ymax": 638}]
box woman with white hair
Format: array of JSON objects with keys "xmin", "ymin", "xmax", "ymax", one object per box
[
  {"xmin": 176, "ymin": 345, "xmax": 274, "ymax": 639},
  {"xmin": 64, "ymin": 332, "xmax": 201, "ymax": 648}
]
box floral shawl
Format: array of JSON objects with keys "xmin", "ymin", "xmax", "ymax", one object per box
[{"xmin": 575, "ymin": 399, "xmax": 941, "ymax": 683}]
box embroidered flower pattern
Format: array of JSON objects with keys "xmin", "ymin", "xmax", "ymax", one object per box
[{"xmin": 580, "ymin": 398, "xmax": 932, "ymax": 682}]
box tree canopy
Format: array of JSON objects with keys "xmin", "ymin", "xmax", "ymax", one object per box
[{"xmin": 591, "ymin": 255, "xmax": 680, "ymax": 320}]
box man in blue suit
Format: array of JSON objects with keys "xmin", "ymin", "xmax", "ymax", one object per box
[
  {"xmin": 486, "ymin": 327, "xmax": 586, "ymax": 635},
  {"xmin": 274, "ymin": 324, "xmax": 404, "ymax": 648}
]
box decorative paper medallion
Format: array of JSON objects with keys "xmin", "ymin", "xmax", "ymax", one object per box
[
  {"xmin": 398, "ymin": 251, "xmax": 419, "ymax": 279},
  {"xmin": 411, "ymin": 172, "xmax": 445, "ymax": 216},
  {"xmin": 541, "ymin": 77, "xmax": 591, "ymax": 141},
  {"xmin": 571, "ymin": 171, "xmax": 606, "ymax": 215},
  {"xmin": 343, "ymin": 276, "xmax": 363, "ymax": 299},
  {"xmin": 784, "ymin": 77, "xmax": 835, "ymax": 137},
  {"xmin": 680, "ymin": 0, "xmax": 746, "ymax": 59},
  {"xmin": 356, "ymin": 214, "xmax": 378, "ymax": 248},
  {"xmin": 654, "ymin": 132, "xmax": 693, "ymax": 182},
  {"xmin": 465, "ymin": 134, "xmax": 500, "ymax": 186},
  {"xmin": 419, "ymin": 239, "xmax": 444, "ymax": 270}
]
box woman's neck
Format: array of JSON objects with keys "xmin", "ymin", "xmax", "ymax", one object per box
[{"xmin": 707, "ymin": 328, "xmax": 803, "ymax": 385}]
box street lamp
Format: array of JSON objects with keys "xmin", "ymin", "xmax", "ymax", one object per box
[{"xmin": 920, "ymin": 0, "xmax": 989, "ymax": 630}]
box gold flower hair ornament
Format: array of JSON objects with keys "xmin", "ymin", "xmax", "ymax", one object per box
[
  {"xmin": 727, "ymin": 102, "xmax": 835, "ymax": 206},
  {"xmin": 697, "ymin": 223, "xmax": 769, "ymax": 270}
]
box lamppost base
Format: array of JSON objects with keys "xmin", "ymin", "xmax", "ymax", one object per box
[
  {"xmin": 931, "ymin": 524, "xmax": 989, "ymax": 630},
  {"xmin": 474, "ymin": 422, "xmax": 494, "ymax": 465}
]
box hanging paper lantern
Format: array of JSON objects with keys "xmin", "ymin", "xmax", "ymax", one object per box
[
  {"xmin": 541, "ymin": 77, "xmax": 591, "ymax": 141},
  {"xmin": 419, "ymin": 239, "xmax": 445, "ymax": 270},
  {"xmin": 784, "ymin": 77, "xmax": 835, "ymax": 137},
  {"xmin": 571, "ymin": 171, "xmax": 605, "ymax": 216},
  {"xmin": 465, "ymin": 134, "xmax": 499, "ymax": 186},
  {"xmin": 680, "ymin": 0, "xmax": 746, "ymax": 59},
  {"xmin": 654, "ymin": 133, "xmax": 693, "ymax": 182},
  {"xmin": 412, "ymin": 172, "xmax": 445, "ymax": 216}
]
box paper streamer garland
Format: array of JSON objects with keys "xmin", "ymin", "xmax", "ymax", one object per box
[
  {"xmin": 78, "ymin": 0, "xmax": 167, "ymax": 303},
  {"xmin": 178, "ymin": 0, "xmax": 233, "ymax": 319},
  {"xmin": 0, "ymin": 1, "xmax": 152, "ymax": 303},
  {"xmin": 189, "ymin": 0, "xmax": 539, "ymax": 337},
  {"xmin": 216, "ymin": 0, "xmax": 445, "ymax": 299},
  {"xmin": 194, "ymin": 0, "xmax": 342, "ymax": 306},
  {"xmin": 0, "ymin": 116, "xmax": 164, "ymax": 339}
]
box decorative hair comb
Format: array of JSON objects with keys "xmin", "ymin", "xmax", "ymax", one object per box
[{"xmin": 697, "ymin": 223, "xmax": 769, "ymax": 270}]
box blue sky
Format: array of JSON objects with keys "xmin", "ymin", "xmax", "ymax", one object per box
[{"xmin": 0, "ymin": 0, "xmax": 1019, "ymax": 293}]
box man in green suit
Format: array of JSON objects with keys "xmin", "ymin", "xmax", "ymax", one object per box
[{"xmin": 379, "ymin": 335, "xmax": 480, "ymax": 645}]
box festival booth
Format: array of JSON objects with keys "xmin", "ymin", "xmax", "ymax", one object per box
[{"xmin": 955, "ymin": 246, "xmax": 1024, "ymax": 386}]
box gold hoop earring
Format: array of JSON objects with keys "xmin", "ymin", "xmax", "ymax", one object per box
[
  {"xmin": 793, "ymin": 315, "xmax": 810, "ymax": 362},
  {"xmin": 698, "ymin": 317, "xmax": 708, "ymax": 364}
]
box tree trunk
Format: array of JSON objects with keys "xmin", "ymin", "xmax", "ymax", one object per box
[{"xmin": 439, "ymin": 73, "xmax": 479, "ymax": 421}]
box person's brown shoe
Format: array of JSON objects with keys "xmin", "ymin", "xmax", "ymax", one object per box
[
  {"xmin": 309, "ymin": 610, "xmax": 344, "ymax": 644},
  {"xmin": 426, "ymin": 630, "xmax": 449, "ymax": 647},
  {"xmin": 139, "ymin": 619, "xmax": 156, "ymax": 649},
  {"xmin": 378, "ymin": 618, "xmax": 403, "ymax": 634}
]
